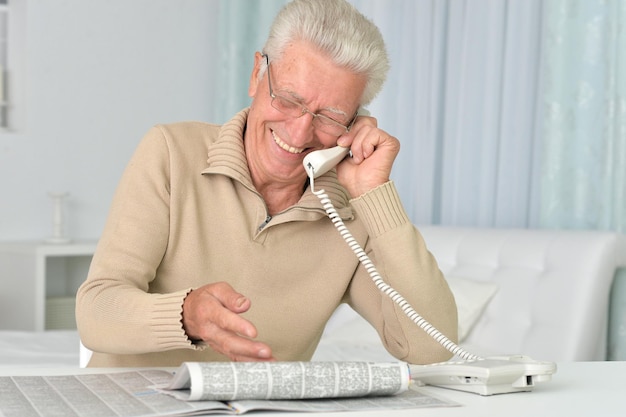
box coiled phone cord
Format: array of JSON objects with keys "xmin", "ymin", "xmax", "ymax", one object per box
[{"xmin": 308, "ymin": 171, "xmax": 481, "ymax": 361}]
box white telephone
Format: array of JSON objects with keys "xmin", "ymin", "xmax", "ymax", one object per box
[
  {"xmin": 303, "ymin": 146, "xmax": 350, "ymax": 178},
  {"xmin": 303, "ymin": 148, "xmax": 557, "ymax": 395}
]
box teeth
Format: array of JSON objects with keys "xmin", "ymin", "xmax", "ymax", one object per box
[{"xmin": 272, "ymin": 130, "xmax": 304, "ymax": 154}]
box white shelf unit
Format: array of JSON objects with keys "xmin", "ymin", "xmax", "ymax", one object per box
[{"xmin": 0, "ymin": 241, "xmax": 97, "ymax": 331}]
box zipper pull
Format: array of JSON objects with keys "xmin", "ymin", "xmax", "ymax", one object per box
[{"xmin": 258, "ymin": 215, "xmax": 272, "ymax": 230}]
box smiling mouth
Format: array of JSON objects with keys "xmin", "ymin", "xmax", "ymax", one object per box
[{"xmin": 271, "ymin": 130, "xmax": 305, "ymax": 154}]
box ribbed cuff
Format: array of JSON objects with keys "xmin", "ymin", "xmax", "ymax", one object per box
[
  {"xmin": 150, "ymin": 289, "xmax": 205, "ymax": 351},
  {"xmin": 350, "ymin": 181, "xmax": 410, "ymax": 238}
]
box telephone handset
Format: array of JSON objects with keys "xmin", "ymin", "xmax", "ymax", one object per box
[
  {"xmin": 303, "ymin": 150, "xmax": 556, "ymax": 395},
  {"xmin": 303, "ymin": 146, "xmax": 350, "ymax": 178},
  {"xmin": 303, "ymin": 106, "xmax": 370, "ymax": 178}
]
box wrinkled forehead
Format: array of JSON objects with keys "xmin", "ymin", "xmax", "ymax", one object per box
[{"xmin": 269, "ymin": 42, "xmax": 366, "ymax": 111}]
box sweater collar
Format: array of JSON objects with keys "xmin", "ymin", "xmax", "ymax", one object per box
[{"xmin": 201, "ymin": 108, "xmax": 353, "ymax": 217}]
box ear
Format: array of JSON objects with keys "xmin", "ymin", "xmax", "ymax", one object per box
[{"xmin": 248, "ymin": 52, "xmax": 265, "ymax": 98}]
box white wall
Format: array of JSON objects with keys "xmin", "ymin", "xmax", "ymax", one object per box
[{"xmin": 0, "ymin": 0, "xmax": 218, "ymax": 241}]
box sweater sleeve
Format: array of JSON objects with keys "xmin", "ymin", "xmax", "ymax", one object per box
[
  {"xmin": 75, "ymin": 126, "xmax": 203, "ymax": 354},
  {"xmin": 348, "ymin": 181, "xmax": 458, "ymax": 364}
]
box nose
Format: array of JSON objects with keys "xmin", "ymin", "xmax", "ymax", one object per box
[{"xmin": 287, "ymin": 110, "xmax": 316, "ymax": 142}]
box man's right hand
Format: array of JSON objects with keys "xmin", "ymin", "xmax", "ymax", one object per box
[{"xmin": 182, "ymin": 282, "xmax": 274, "ymax": 361}]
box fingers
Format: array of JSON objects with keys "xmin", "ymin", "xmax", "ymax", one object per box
[
  {"xmin": 204, "ymin": 323, "xmax": 274, "ymax": 362},
  {"xmin": 182, "ymin": 282, "xmax": 275, "ymax": 361},
  {"xmin": 348, "ymin": 125, "xmax": 382, "ymax": 164},
  {"xmin": 183, "ymin": 282, "xmax": 254, "ymax": 337},
  {"xmin": 338, "ymin": 116, "xmax": 399, "ymax": 163},
  {"xmin": 208, "ymin": 281, "xmax": 252, "ymax": 314},
  {"xmin": 335, "ymin": 115, "xmax": 400, "ymax": 197}
]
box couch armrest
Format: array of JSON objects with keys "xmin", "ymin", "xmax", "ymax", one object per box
[{"xmin": 608, "ymin": 268, "xmax": 626, "ymax": 360}]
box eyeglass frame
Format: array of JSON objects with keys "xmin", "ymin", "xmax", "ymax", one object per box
[{"xmin": 262, "ymin": 53, "xmax": 359, "ymax": 137}]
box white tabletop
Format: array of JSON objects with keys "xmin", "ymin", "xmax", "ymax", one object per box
[
  {"xmin": 1, "ymin": 361, "xmax": 623, "ymax": 416},
  {"xmin": 296, "ymin": 361, "xmax": 624, "ymax": 417},
  {"xmin": 414, "ymin": 360, "xmax": 623, "ymax": 417}
]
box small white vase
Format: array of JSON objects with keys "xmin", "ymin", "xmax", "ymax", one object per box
[{"xmin": 45, "ymin": 192, "xmax": 72, "ymax": 244}]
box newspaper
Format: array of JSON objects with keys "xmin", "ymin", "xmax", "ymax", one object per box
[
  {"xmin": 0, "ymin": 362, "xmax": 459, "ymax": 416},
  {"xmin": 160, "ymin": 361, "xmax": 410, "ymax": 401}
]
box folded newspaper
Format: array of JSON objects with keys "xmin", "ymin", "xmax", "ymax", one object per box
[
  {"xmin": 158, "ymin": 361, "xmax": 410, "ymax": 401},
  {"xmin": 1, "ymin": 363, "xmax": 458, "ymax": 417}
]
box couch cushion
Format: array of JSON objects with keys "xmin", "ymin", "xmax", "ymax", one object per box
[
  {"xmin": 314, "ymin": 276, "xmax": 497, "ymax": 362},
  {"xmin": 446, "ymin": 276, "xmax": 498, "ymax": 342},
  {"xmin": 418, "ymin": 226, "xmax": 626, "ymax": 361}
]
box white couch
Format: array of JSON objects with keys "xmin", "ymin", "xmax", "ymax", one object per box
[{"xmin": 314, "ymin": 226, "xmax": 626, "ymax": 363}]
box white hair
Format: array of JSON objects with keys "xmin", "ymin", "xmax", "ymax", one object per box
[{"xmin": 262, "ymin": 0, "xmax": 390, "ymax": 106}]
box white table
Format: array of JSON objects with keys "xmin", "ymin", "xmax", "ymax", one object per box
[
  {"xmin": 1, "ymin": 361, "xmax": 623, "ymax": 416},
  {"xmin": 415, "ymin": 360, "xmax": 623, "ymax": 416}
]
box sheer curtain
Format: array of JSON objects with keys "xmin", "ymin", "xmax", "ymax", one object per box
[
  {"xmin": 540, "ymin": 0, "xmax": 626, "ymax": 233},
  {"xmin": 212, "ymin": 0, "xmax": 288, "ymax": 124},
  {"xmin": 352, "ymin": 0, "xmax": 543, "ymax": 227},
  {"xmin": 209, "ymin": 0, "xmax": 545, "ymax": 228}
]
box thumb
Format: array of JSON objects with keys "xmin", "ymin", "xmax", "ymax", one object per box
[{"xmin": 212, "ymin": 282, "xmax": 252, "ymax": 313}]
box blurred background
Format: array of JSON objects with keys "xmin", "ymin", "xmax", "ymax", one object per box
[{"xmin": 1, "ymin": 0, "xmax": 624, "ymax": 243}]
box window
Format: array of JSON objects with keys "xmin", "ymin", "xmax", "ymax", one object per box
[
  {"xmin": 0, "ymin": 0, "xmax": 26, "ymax": 132},
  {"xmin": 0, "ymin": 0, "xmax": 8, "ymax": 129}
]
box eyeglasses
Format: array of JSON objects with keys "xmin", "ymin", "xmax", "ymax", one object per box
[{"xmin": 263, "ymin": 54, "xmax": 358, "ymax": 137}]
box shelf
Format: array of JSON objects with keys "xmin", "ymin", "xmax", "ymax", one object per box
[{"xmin": 0, "ymin": 241, "xmax": 97, "ymax": 331}]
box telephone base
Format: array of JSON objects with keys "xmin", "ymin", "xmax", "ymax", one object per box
[{"xmin": 409, "ymin": 355, "xmax": 557, "ymax": 396}]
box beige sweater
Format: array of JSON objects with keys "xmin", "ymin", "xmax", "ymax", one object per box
[{"xmin": 76, "ymin": 109, "xmax": 457, "ymax": 367}]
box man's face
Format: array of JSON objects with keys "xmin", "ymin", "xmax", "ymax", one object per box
[{"xmin": 245, "ymin": 41, "xmax": 367, "ymax": 187}]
